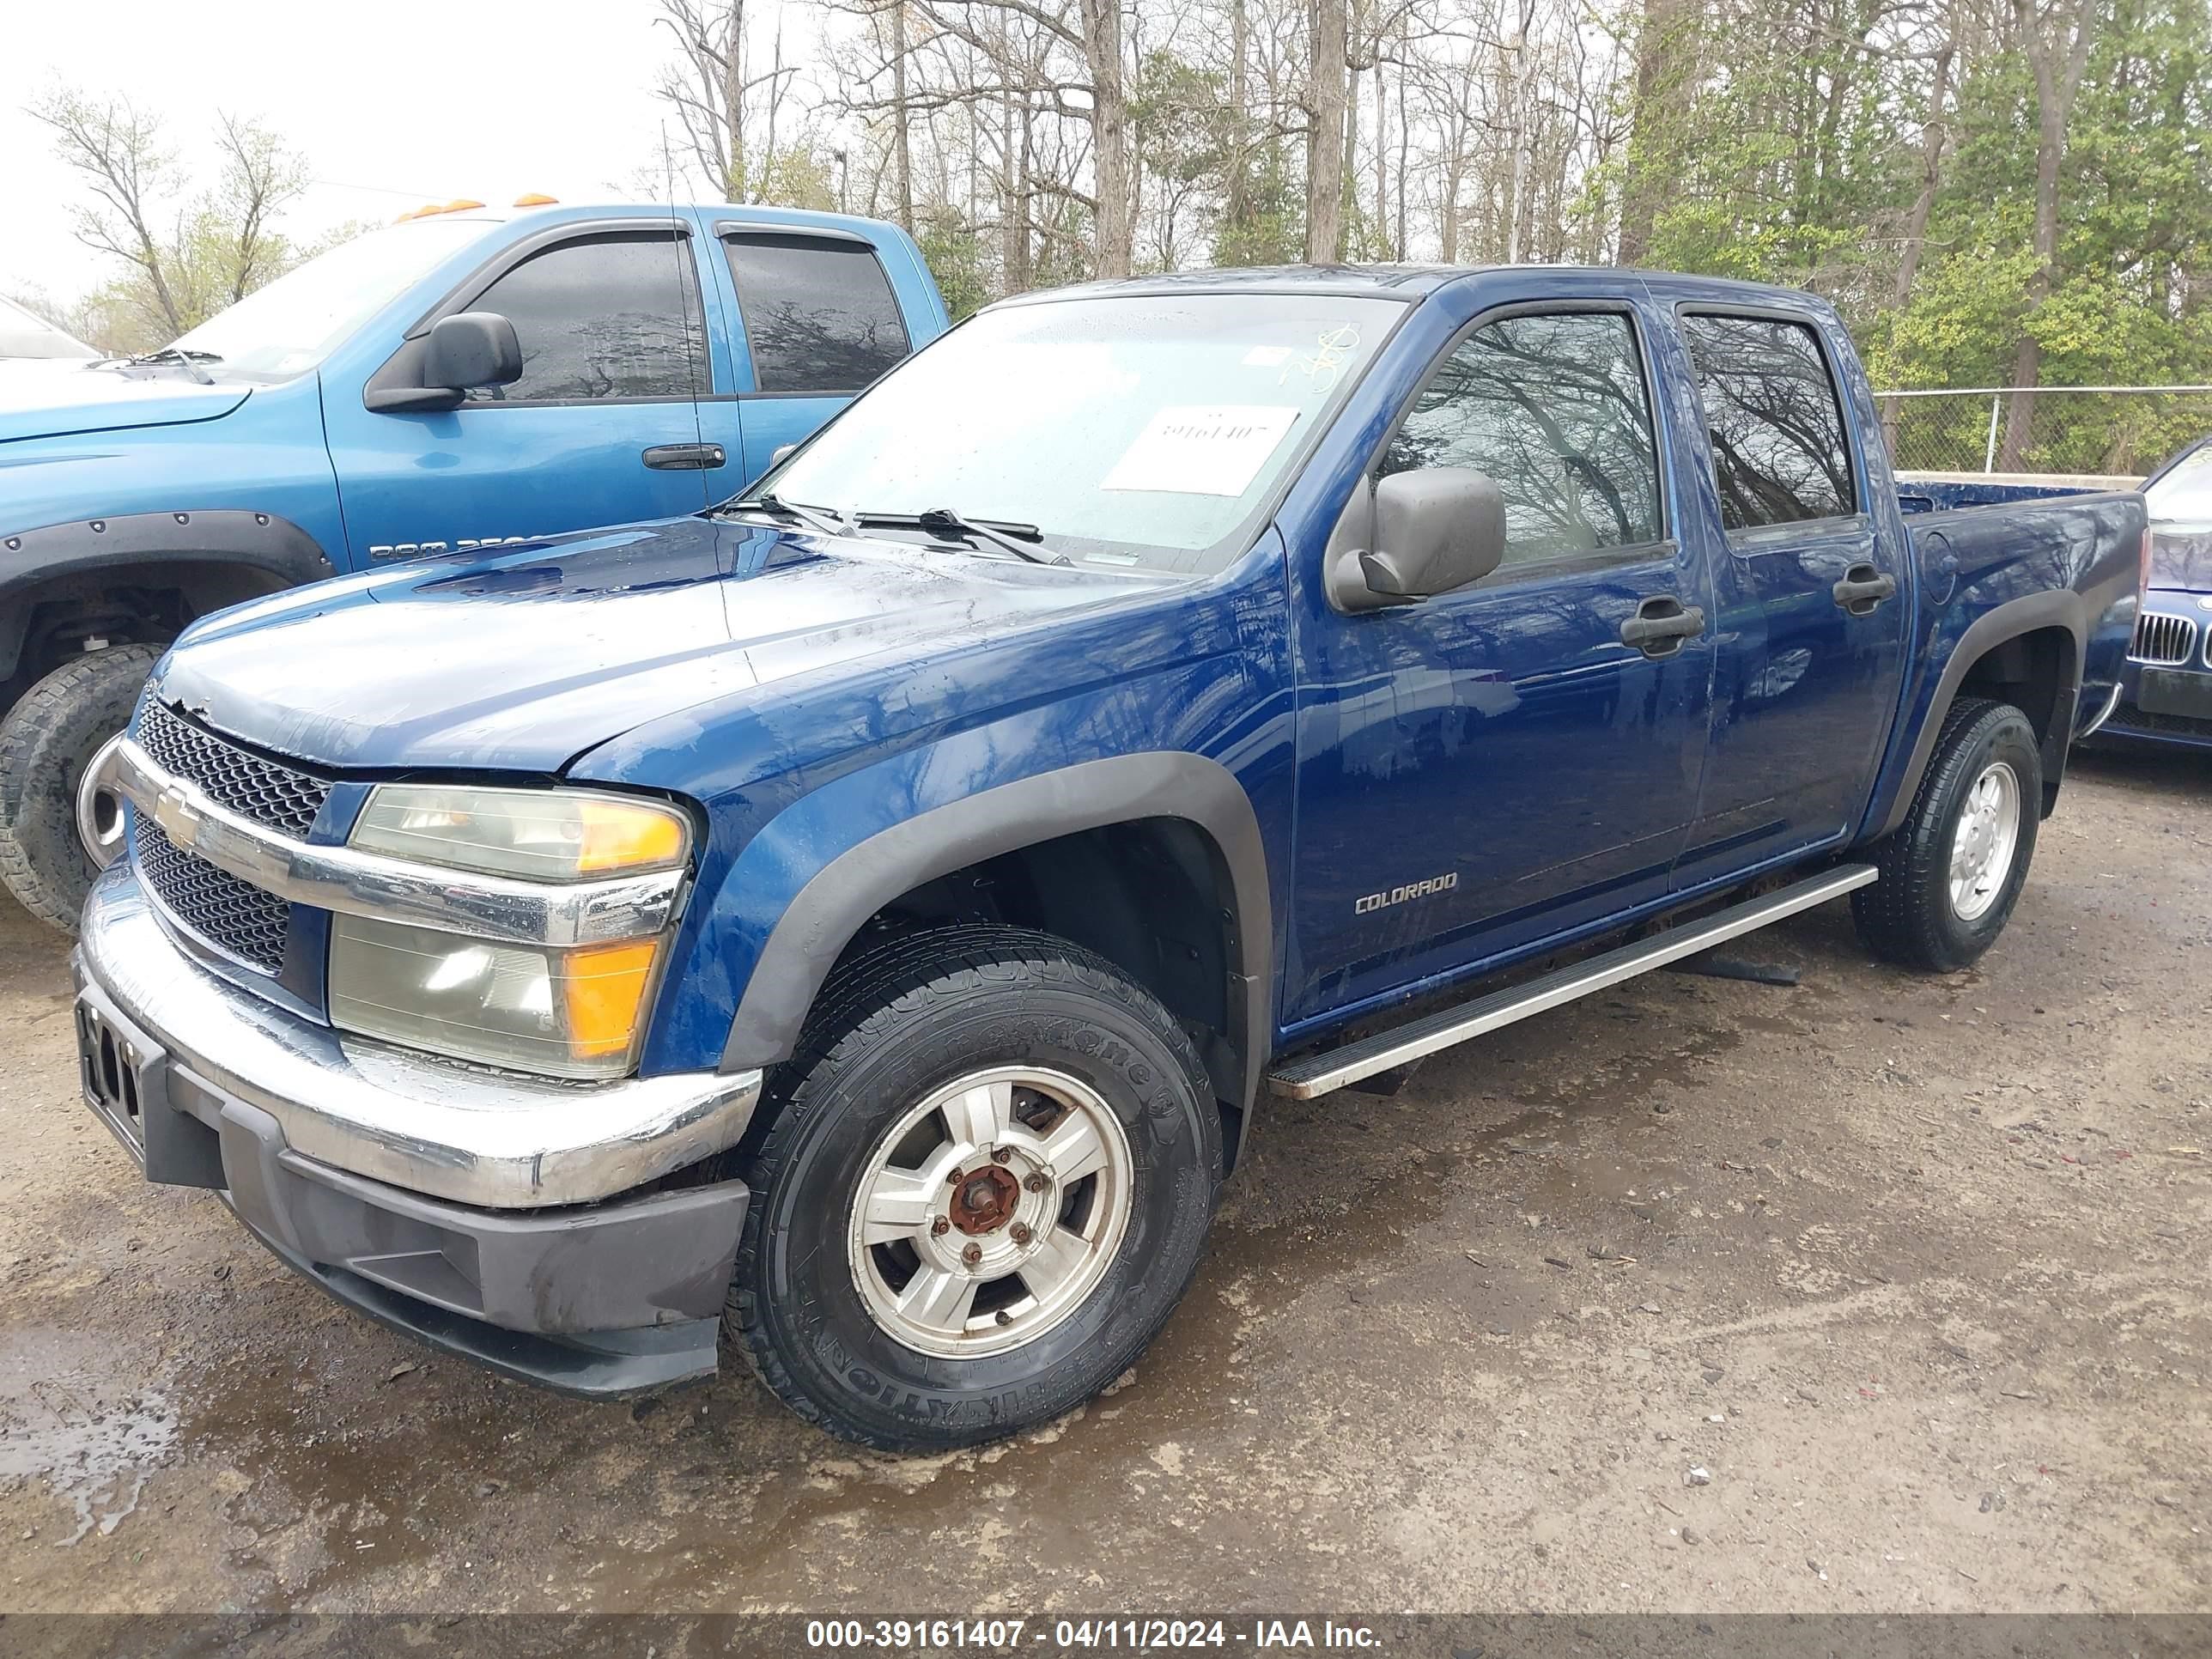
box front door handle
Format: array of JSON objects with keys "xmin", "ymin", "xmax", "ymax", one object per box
[
  {"xmin": 1832, "ymin": 562, "xmax": 1898, "ymax": 616},
  {"xmin": 642, "ymin": 442, "xmax": 726, "ymax": 471},
  {"xmin": 1620, "ymin": 595, "xmax": 1707, "ymax": 657}
]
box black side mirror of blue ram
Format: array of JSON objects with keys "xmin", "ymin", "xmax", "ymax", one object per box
[
  {"xmin": 422, "ymin": 312, "xmax": 524, "ymax": 392},
  {"xmin": 365, "ymin": 312, "xmax": 525, "ymax": 414}
]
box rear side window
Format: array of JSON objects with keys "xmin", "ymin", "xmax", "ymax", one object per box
[
  {"xmin": 1680, "ymin": 314, "xmax": 1856, "ymax": 529},
  {"xmin": 723, "ymin": 234, "xmax": 910, "ymax": 393},
  {"xmin": 466, "ymin": 231, "xmax": 708, "ymax": 403},
  {"xmin": 1380, "ymin": 310, "xmax": 1664, "ymax": 566}
]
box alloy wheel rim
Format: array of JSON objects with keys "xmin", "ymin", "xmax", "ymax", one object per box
[
  {"xmin": 1948, "ymin": 760, "xmax": 2021, "ymax": 921},
  {"xmin": 846, "ymin": 1065, "xmax": 1133, "ymax": 1358}
]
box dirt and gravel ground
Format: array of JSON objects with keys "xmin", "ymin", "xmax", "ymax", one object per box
[{"xmin": 2, "ymin": 747, "xmax": 2209, "ymax": 1620}]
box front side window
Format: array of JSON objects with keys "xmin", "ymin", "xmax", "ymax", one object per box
[
  {"xmin": 465, "ymin": 231, "xmax": 708, "ymax": 403},
  {"xmin": 725, "ymin": 234, "xmax": 910, "ymax": 392},
  {"xmin": 1680, "ymin": 314, "xmax": 1856, "ymax": 530},
  {"xmin": 1380, "ymin": 310, "xmax": 1664, "ymax": 566}
]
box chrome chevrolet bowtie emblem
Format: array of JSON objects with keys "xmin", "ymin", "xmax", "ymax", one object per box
[{"xmin": 152, "ymin": 782, "xmax": 202, "ymax": 844}]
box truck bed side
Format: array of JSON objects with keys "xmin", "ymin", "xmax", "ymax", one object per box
[{"xmin": 1858, "ymin": 487, "xmax": 2143, "ymax": 843}]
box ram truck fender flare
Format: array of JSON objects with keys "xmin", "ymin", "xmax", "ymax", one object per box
[
  {"xmin": 0, "ymin": 510, "xmax": 335, "ymax": 682},
  {"xmin": 1870, "ymin": 588, "xmax": 2086, "ymax": 842},
  {"xmin": 718, "ymin": 751, "xmax": 1275, "ymax": 1113}
]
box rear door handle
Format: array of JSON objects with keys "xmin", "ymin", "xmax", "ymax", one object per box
[
  {"xmin": 642, "ymin": 442, "xmax": 726, "ymax": 471},
  {"xmin": 1832, "ymin": 562, "xmax": 1898, "ymax": 615},
  {"xmin": 1620, "ymin": 595, "xmax": 1706, "ymax": 657}
]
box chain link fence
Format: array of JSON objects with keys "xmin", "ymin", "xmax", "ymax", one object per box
[{"xmin": 1875, "ymin": 386, "xmax": 2212, "ymax": 479}]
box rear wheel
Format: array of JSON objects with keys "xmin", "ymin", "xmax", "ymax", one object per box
[
  {"xmin": 0, "ymin": 643, "xmax": 164, "ymax": 933},
  {"xmin": 1851, "ymin": 697, "xmax": 2042, "ymax": 972},
  {"xmin": 725, "ymin": 924, "xmax": 1222, "ymax": 1450}
]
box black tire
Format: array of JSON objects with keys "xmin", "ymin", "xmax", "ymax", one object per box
[
  {"xmin": 0, "ymin": 643, "xmax": 164, "ymax": 934},
  {"xmin": 1851, "ymin": 697, "xmax": 2043, "ymax": 972},
  {"xmin": 725, "ymin": 923, "xmax": 1223, "ymax": 1451}
]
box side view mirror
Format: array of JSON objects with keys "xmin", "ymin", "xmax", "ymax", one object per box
[
  {"xmin": 769, "ymin": 443, "xmax": 798, "ymax": 468},
  {"xmin": 364, "ymin": 312, "xmax": 524, "ymax": 414},
  {"xmin": 423, "ymin": 311, "xmax": 522, "ymax": 392},
  {"xmin": 1326, "ymin": 465, "xmax": 1507, "ymax": 613}
]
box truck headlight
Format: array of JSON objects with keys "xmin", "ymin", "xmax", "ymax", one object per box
[
  {"xmin": 349, "ymin": 784, "xmax": 689, "ymax": 881},
  {"xmin": 329, "ymin": 918, "xmax": 662, "ymax": 1080},
  {"xmin": 331, "ymin": 785, "xmax": 690, "ymax": 1078}
]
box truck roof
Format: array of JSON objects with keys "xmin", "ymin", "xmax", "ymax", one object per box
[
  {"xmin": 993, "ymin": 263, "xmax": 1828, "ymax": 309},
  {"xmin": 389, "ymin": 202, "xmax": 917, "ymax": 241}
]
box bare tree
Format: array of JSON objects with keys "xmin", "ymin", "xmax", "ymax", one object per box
[
  {"xmin": 1997, "ymin": 0, "xmax": 2098, "ymax": 470},
  {"xmin": 653, "ymin": 0, "xmax": 804, "ymax": 200},
  {"xmin": 213, "ymin": 113, "xmax": 308, "ymax": 305},
  {"xmin": 30, "ymin": 89, "xmax": 187, "ymax": 336},
  {"xmin": 1307, "ymin": 0, "xmax": 1349, "ymax": 260},
  {"xmin": 1080, "ymin": 0, "xmax": 1135, "ymax": 275},
  {"xmin": 30, "ymin": 86, "xmax": 314, "ymax": 346}
]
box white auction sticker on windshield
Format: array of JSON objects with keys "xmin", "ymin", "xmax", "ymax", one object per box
[{"xmin": 1102, "ymin": 405, "xmax": 1302, "ymax": 496}]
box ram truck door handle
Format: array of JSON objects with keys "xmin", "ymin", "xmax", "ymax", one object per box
[
  {"xmin": 1832, "ymin": 563, "xmax": 1898, "ymax": 615},
  {"xmin": 1620, "ymin": 595, "xmax": 1706, "ymax": 658},
  {"xmin": 642, "ymin": 442, "xmax": 726, "ymax": 471}
]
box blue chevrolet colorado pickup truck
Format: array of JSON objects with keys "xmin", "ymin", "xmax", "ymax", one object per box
[
  {"xmin": 0, "ymin": 200, "xmax": 946, "ymax": 931},
  {"xmin": 69, "ymin": 264, "xmax": 2142, "ymax": 1451}
]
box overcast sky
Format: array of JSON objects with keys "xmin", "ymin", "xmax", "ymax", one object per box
[{"xmin": 4, "ymin": 0, "xmax": 801, "ymax": 304}]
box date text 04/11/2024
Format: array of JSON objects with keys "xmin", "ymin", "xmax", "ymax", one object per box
[{"xmin": 803, "ymin": 1620, "xmax": 1384, "ymax": 1650}]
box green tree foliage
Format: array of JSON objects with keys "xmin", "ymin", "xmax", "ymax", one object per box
[
  {"xmin": 1601, "ymin": 0, "xmax": 2212, "ymax": 469},
  {"xmin": 916, "ymin": 205, "xmax": 993, "ymax": 319},
  {"xmin": 1870, "ymin": 0, "xmax": 2212, "ymax": 467}
]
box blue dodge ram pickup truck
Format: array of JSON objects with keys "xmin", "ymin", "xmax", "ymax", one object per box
[
  {"xmin": 0, "ymin": 200, "xmax": 945, "ymax": 931},
  {"xmin": 70, "ymin": 264, "xmax": 2142, "ymax": 1450}
]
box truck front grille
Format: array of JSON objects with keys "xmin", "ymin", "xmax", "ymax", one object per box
[
  {"xmin": 2130, "ymin": 611, "xmax": 2200, "ymax": 666},
  {"xmin": 131, "ymin": 817, "xmax": 292, "ymax": 975},
  {"xmin": 134, "ymin": 702, "xmax": 333, "ymax": 837}
]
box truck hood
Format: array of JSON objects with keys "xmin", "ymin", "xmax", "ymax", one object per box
[
  {"xmin": 156, "ymin": 514, "xmax": 1162, "ymax": 774},
  {"xmin": 0, "ymin": 358, "xmax": 252, "ymax": 444}
]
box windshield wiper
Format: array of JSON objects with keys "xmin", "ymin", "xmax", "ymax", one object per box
[
  {"xmin": 865, "ymin": 507, "xmax": 1070, "ymax": 568},
  {"xmin": 725, "ymin": 492, "xmax": 854, "ymax": 538},
  {"xmin": 125, "ymin": 346, "xmax": 220, "ymax": 385}
]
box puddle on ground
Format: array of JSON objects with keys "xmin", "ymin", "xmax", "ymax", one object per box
[{"xmin": 0, "ymin": 1328, "xmax": 179, "ymax": 1545}]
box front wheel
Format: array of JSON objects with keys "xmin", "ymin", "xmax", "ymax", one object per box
[
  {"xmin": 0, "ymin": 643, "xmax": 165, "ymax": 933},
  {"xmin": 725, "ymin": 925, "xmax": 1222, "ymax": 1450},
  {"xmin": 1851, "ymin": 697, "xmax": 2043, "ymax": 972}
]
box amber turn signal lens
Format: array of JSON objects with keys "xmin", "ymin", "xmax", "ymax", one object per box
[
  {"xmin": 561, "ymin": 939, "xmax": 662, "ymax": 1060},
  {"xmin": 576, "ymin": 800, "xmax": 688, "ymax": 873}
]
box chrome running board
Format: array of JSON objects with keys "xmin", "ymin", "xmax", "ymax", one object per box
[{"xmin": 1267, "ymin": 864, "xmax": 1879, "ymax": 1100}]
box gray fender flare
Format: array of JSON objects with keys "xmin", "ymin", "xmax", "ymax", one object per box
[
  {"xmin": 718, "ymin": 752, "xmax": 1275, "ymax": 1112},
  {"xmin": 1873, "ymin": 588, "xmax": 2087, "ymax": 841},
  {"xmin": 0, "ymin": 509, "xmax": 334, "ymax": 681}
]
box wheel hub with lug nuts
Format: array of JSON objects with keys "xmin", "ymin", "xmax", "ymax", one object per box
[
  {"xmin": 951, "ymin": 1164, "xmax": 1021, "ymax": 1235},
  {"xmin": 1948, "ymin": 759, "xmax": 2021, "ymax": 922},
  {"xmin": 847, "ymin": 1065, "xmax": 1133, "ymax": 1358}
]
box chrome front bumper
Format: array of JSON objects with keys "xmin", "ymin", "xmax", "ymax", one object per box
[{"xmin": 75, "ymin": 865, "xmax": 763, "ymax": 1208}]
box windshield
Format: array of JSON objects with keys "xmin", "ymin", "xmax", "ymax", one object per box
[
  {"xmin": 165, "ymin": 218, "xmax": 494, "ymax": 381},
  {"xmin": 0, "ymin": 298, "xmax": 95, "ymax": 360},
  {"xmin": 2148, "ymin": 442, "xmax": 2212, "ymax": 528},
  {"xmin": 759, "ymin": 292, "xmax": 1404, "ymax": 573}
]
